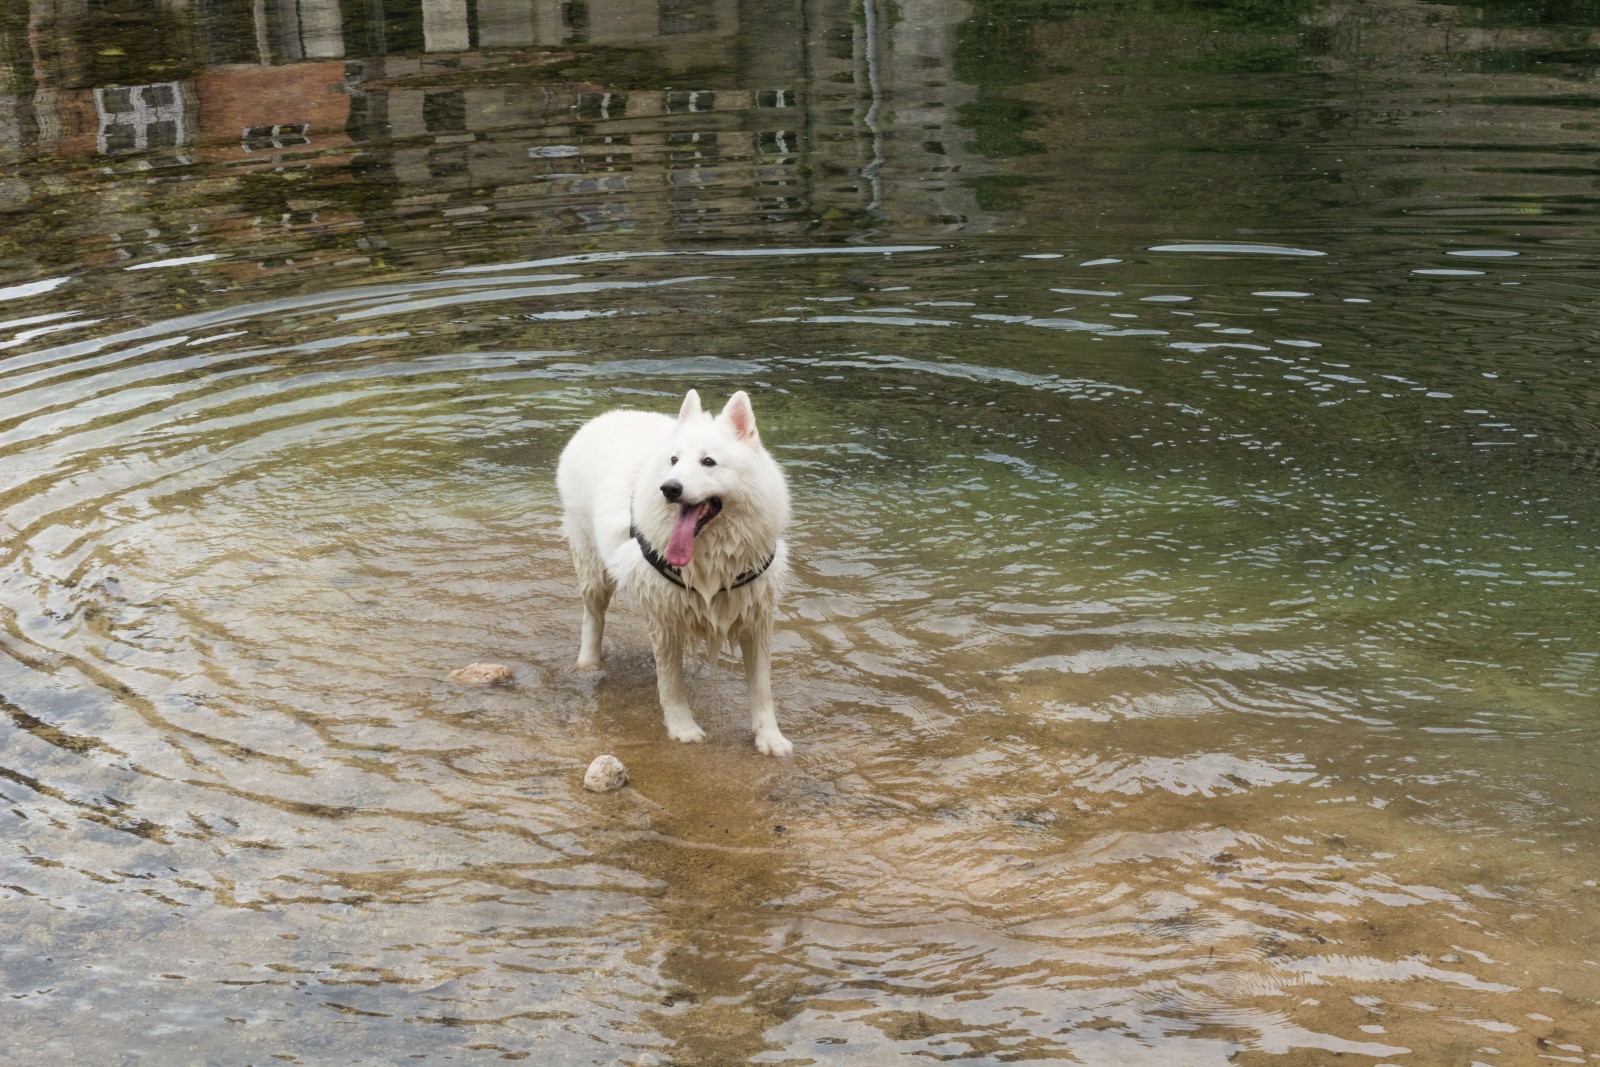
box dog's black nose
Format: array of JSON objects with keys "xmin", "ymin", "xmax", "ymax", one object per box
[{"xmin": 660, "ymin": 479, "xmax": 683, "ymax": 502}]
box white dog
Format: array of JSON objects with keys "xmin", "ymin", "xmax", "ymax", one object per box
[{"xmin": 556, "ymin": 389, "xmax": 794, "ymax": 756}]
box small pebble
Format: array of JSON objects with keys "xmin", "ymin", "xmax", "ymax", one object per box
[
  {"xmin": 583, "ymin": 754, "xmax": 628, "ymax": 793},
  {"xmin": 449, "ymin": 663, "xmax": 514, "ymax": 686}
]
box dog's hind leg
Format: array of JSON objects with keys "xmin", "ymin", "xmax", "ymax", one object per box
[
  {"xmin": 575, "ymin": 577, "xmax": 613, "ymax": 670},
  {"xmin": 739, "ymin": 621, "xmax": 792, "ymax": 757},
  {"xmin": 649, "ymin": 624, "xmax": 705, "ymax": 744},
  {"xmin": 569, "ymin": 536, "xmax": 612, "ymax": 671}
]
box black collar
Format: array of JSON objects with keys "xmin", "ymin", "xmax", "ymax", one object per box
[{"xmin": 631, "ymin": 521, "xmax": 776, "ymax": 595}]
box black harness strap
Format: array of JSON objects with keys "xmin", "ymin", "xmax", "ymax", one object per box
[{"xmin": 631, "ymin": 524, "xmax": 776, "ymax": 595}]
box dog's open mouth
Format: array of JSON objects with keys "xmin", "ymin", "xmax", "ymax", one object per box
[{"xmin": 664, "ymin": 497, "xmax": 722, "ymax": 568}]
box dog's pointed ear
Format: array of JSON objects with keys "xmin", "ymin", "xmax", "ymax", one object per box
[
  {"xmin": 720, "ymin": 391, "xmax": 760, "ymax": 444},
  {"xmin": 677, "ymin": 389, "xmax": 703, "ymax": 423}
]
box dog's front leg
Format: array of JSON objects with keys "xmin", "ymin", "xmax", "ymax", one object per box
[
  {"xmin": 649, "ymin": 624, "xmax": 705, "ymax": 743},
  {"xmin": 739, "ymin": 622, "xmax": 792, "ymax": 757}
]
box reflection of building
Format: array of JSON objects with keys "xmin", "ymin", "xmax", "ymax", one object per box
[
  {"xmin": 331, "ymin": 0, "xmax": 740, "ymax": 58},
  {"xmin": 3, "ymin": 0, "xmax": 354, "ymax": 162},
  {"xmin": 266, "ymin": 0, "xmax": 346, "ymax": 60},
  {"xmin": 0, "ymin": 0, "xmax": 1001, "ymax": 284},
  {"xmin": 94, "ymin": 83, "xmax": 189, "ymax": 154},
  {"xmin": 194, "ymin": 60, "xmax": 351, "ymax": 162},
  {"xmin": 332, "ymin": 0, "xmax": 995, "ymax": 233},
  {"xmin": 360, "ymin": 76, "xmax": 805, "ymax": 236},
  {"xmin": 9, "ymin": 64, "xmax": 351, "ymax": 166},
  {"xmin": 802, "ymin": 0, "xmax": 997, "ymax": 230},
  {"xmin": 407, "ymin": 0, "xmax": 737, "ymax": 54}
]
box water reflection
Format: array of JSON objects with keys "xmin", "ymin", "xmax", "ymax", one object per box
[
  {"xmin": 4, "ymin": 0, "xmax": 1600, "ymax": 278},
  {"xmin": 4, "ymin": 0, "xmax": 1600, "ymax": 1064},
  {"xmin": 1, "ymin": 0, "xmax": 995, "ymax": 263}
]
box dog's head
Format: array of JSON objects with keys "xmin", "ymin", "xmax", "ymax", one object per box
[{"xmin": 651, "ymin": 389, "xmax": 779, "ymax": 568}]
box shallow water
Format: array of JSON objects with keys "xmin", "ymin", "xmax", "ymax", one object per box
[{"xmin": 3, "ymin": 1, "xmax": 1600, "ymax": 1063}]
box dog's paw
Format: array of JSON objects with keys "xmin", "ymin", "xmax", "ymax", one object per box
[
  {"xmin": 754, "ymin": 728, "xmax": 794, "ymax": 758},
  {"xmin": 666, "ymin": 720, "xmax": 706, "ymax": 744},
  {"xmin": 574, "ymin": 656, "xmax": 602, "ymax": 672}
]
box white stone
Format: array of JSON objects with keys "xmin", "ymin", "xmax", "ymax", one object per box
[{"xmin": 583, "ymin": 754, "xmax": 628, "ymax": 793}]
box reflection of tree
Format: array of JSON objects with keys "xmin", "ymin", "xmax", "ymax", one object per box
[
  {"xmin": 57, "ymin": 0, "xmax": 200, "ymax": 88},
  {"xmin": 945, "ymin": 0, "xmax": 1600, "ymax": 233},
  {"xmin": 1468, "ymin": 0, "xmax": 1600, "ymax": 28},
  {"xmin": 954, "ymin": 0, "xmax": 1076, "ymax": 88},
  {"xmin": 952, "ymin": 0, "xmax": 1325, "ymax": 149},
  {"xmin": 0, "ymin": 2, "xmax": 30, "ymax": 94}
]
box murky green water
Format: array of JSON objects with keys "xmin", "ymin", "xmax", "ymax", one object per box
[{"xmin": 3, "ymin": 1, "xmax": 1600, "ymax": 1063}]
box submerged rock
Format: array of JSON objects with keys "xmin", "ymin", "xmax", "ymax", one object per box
[
  {"xmin": 583, "ymin": 754, "xmax": 628, "ymax": 793},
  {"xmin": 449, "ymin": 663, "xmax": 514, "ymax": 686}
]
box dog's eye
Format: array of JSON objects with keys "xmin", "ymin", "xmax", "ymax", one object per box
[
  {"xmin": 700, "ymin": 456, "xmax": 717, "ymax": 467},
  {"xmin": 670, "ymin": 455, "xmax": 678, "ymax": 465}
]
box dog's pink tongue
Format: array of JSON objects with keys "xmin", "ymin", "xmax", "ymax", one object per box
[{"xmin": 665, "ymin": 504, "xmax": 703, "ymax": 568}]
